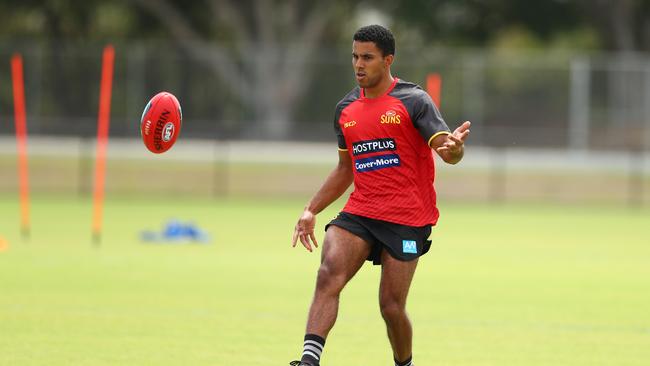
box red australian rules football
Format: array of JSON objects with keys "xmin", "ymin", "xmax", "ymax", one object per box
[{"xmin": 140, "ymin": 91, "xmax": 182, "ymax": 153}]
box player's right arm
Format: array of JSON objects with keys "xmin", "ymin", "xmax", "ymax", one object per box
[{"xmin": 292, "ymin": 150, "xmax": 353, "ymax": 252}]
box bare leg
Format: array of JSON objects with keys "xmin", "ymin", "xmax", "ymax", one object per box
[
  {"xmin": 379, "ymin": 250, "xmax": 419, "ymax": 363},
  {"xmin": 305, "ymin": 226, "xmax": 371, "ymax": 337}
]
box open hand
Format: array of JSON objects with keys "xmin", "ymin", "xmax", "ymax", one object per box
[
  {"xmin": 436, "ymin": 121, "xmax": 471, "ymax": 156},
  {"xmin": 292, "ymin": 209, "xmax": 319, "ymax": 252}
]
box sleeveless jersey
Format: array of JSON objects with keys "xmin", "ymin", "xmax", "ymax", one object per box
[{"xmin": 334, "ymin": 78, "xmax": 450, "ymax": 226}]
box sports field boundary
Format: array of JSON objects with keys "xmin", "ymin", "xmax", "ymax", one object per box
[{"xmin": 0, "ymin": 136, "xmax": 648, "ymax": 204}]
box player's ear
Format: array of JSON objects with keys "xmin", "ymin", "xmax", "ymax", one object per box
[{"xmin": 384, "ymin": 54, "xmax": 394, "ymax": 68}]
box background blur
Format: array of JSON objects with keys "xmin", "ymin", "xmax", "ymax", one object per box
[
  {"xmin": 1, "ymin": 2, "xmax": 650, "ymax": 365},
  {"xmin": 1, "ymin": 0, "xmax": 649, "ymax": 204}
]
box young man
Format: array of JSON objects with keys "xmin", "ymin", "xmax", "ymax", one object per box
[{"xmin": 290, "ymin": 25, "xmax": 470, "ymax": 366}]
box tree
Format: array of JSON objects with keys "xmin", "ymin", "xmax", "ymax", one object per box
[
  {"xmin": 130, "ymin": 0, "xmax": 353, "ymax": 138},
  {"xmin": 577, "ymin": 0, "xmax": 650, "ymax": 52},
  {"xmin": 381, "ymin": 0, "xmax": 585, "ymax": 47}
]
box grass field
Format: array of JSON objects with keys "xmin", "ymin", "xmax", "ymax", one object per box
[{"xmin": 1, "ymin": 195, "xmax": 649, "ymax": 365}]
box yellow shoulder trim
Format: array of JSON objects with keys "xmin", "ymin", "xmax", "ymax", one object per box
[{"xmin": 428, "ymin": 131, "xmax": 451, "ymax": 147}]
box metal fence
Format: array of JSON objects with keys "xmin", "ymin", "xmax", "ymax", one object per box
[
  {"xmin": 1, "ymin": 41, "xmax": 650, "ymax": 147},
  {"xmin": 0, "ymin": 41, "xmax": 649, "ymax": 204}
]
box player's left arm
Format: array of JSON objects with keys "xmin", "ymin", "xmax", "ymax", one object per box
[
  {"xmin": 430, "ymin": 121, "xmax": 471, "ymax": 165},
  {"xmin": 409, "ymin": 89, "xmax": 470, "ymax": 165}
]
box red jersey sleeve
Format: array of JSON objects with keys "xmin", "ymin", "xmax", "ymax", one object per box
[
  {"xmin": 390, "ymin": 82, "xmax": 451, "ymax": 145},
  {"xmin": 333, "ymin": 87, "xmax": 361, "ymax": 150}
]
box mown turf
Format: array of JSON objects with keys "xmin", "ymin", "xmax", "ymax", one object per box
[{"xmin": 1, "ymin": 196, "xmax": 649, "ymax": 365}]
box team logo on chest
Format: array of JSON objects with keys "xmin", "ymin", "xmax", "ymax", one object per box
[{"xmin": 380, "ymin": 110, "xmax": 401, "ymax": 124}]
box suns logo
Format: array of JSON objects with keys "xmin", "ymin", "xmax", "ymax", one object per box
[
  {"xmin": 344, "ymin": 120, "xmax": 357, "ymax": 128},
  {"xmin": 380, "ymin": 110, "xmax": 401, "ymax": 124}
]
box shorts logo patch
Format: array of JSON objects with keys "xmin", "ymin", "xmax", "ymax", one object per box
[
  {"xmin": 402, "ymin": 240, "xmax": 417, "ymax": 254},
  {"xmin": 354, "ymin": 154, "xmax": 400, "ymax": 173}
]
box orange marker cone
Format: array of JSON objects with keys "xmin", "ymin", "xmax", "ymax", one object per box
[{"xmin": 0, "ymin": 237, "xmax": 9, "ymax": 252}]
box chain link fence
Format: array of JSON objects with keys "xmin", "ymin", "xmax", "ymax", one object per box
[{"xmin": 0, "ymin": 41, "xmax": 649, "ymax": 204}]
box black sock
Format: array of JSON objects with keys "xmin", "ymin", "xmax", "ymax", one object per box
[
  {"xmin": 301, "ymin": 333, "xmax": 325, "ymax": 365},
  {"xmin": 395, "ymin": 355, "xmax": 413, "ymax": 366}
]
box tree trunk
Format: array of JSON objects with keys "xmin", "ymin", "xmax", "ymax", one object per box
[{"xmin": 132, "ymin": 0, "xmax": 339, "ymax": 139}]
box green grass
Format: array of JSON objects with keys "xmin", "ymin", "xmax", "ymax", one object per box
[{"xmin": 1, "ymin": 196, "xmax": 649, "ymax": 365}]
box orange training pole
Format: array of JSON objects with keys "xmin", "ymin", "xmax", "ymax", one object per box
[
  {"xmin": 426, "ymin": 73, "xmax": 442, "ymax": 109},
  {"xmin": 91, "ymin": 45, "xmax": 115, "ymax": 245},
  {"xmin": 11, "ymin": 54, "xmax": 30, "ymax": 239}
]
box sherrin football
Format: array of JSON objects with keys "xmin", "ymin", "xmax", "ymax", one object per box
[{"xmin": 140, "ymin": 91, "xmax": 182, "ymax": 153}]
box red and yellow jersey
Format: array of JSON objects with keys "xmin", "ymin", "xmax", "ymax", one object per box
[{"xmin": 334, "ymin": 78, "xmax": 450, "ymax": 226}]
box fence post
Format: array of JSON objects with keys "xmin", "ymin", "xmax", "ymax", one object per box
[
  {"xmin": 638, "ymin": 64, "xmax": 650, "ymax": 207},
  {"xmin": 489, "ymin": 147, "xmax": 507, "ymax": 204},
  {"xmin": 213, "ymin": 139, "xmax": 229, "ymax": 197},
  {"xmin": 78, "ymin": 137, "xmax": 92, "ymax": 197},
  {"xmin": 645, "ymin": 64, "xmax": 650, "ymax": 152},
  {"xmin": 462, "ymin": 55, "xmax": 485, "ymax": 145},
  {"xmin": 628, "ymin": 150, "xmax": 644, "ymax": 208},
  {"xmin": 127, "ymin": 43, "xmax": 146, "ymax": 136},
  {"xmin": 569, "ymin": 57, "xmax": 591, "ymax": 151}
]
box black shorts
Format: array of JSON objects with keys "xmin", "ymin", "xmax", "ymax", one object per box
[{"xmin": 325, "ymin": 212, "xmax": 432, "ymax": 265}]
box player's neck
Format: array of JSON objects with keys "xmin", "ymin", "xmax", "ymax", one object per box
[{"xmin": 364, "ymin": 74, "xmax": 395, "ymax": 99}]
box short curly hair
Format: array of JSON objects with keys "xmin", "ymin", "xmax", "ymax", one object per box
[{"xmin": 353, "ymin": 24, "xmax": 395, "ymax": 56}]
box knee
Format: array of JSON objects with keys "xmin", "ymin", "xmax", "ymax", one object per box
[
  {"xmin": 379, "ymin": 296, "xmax": 406, "ymax": 322},
  {"xmin": 315, "ymin": 263, "xmax": 346, "ymax": 295}
]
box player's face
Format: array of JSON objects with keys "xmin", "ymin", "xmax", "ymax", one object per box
[{"xmin": 352, "ymin": 41, "xmax": 392, "ymax": 89}]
